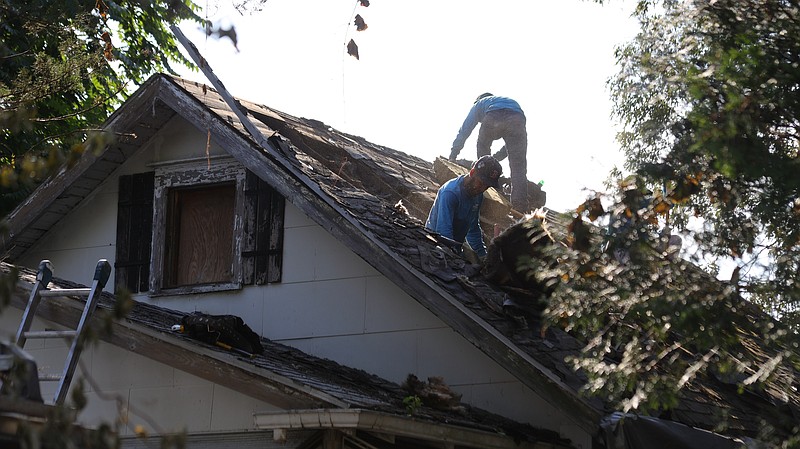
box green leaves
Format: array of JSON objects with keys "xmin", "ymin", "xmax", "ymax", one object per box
[
  {"xmin": 610, "ymin": 0, "xmax": 800, "ymax": 331},
  {"xmin": 1, "ymin": 0, "xmax": 202, "ymax": 215},
  {"xmin": 520, "ymin": 165, "xmax": 799, "ymax": 444}
]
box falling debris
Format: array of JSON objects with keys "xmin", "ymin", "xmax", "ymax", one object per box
[
  {"xmin": 101, "ymin": 31, "xmax": 113, "ymax": 61},
  {"xmin": 354, "ymin": 14, "xmax": 368, "ymax": 31},
  {"xmin": 347, "ymin": 39, "xmax": 360, "ymax": 60},
  {"xmin": 346, "ymin": 0, "xmax": 369, "ymax": 60},
  {"xmin": 204, "ymin": 21, "xmax": 240, "ymax": 52}
]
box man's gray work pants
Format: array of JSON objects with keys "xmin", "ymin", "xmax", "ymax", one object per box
[{"xmin": 476, "ymin": 109, "xmax": 528, "ymax": 212}]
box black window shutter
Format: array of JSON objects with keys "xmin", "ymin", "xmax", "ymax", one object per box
[
  {"xmin": 242, "ymin": 170, "xmax": 285, "ymax": 285},
  {"xmin": 115, "ymin": 172, "xmax": 155, "ymax": 293}
]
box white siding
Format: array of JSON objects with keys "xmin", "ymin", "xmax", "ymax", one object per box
[
  {"xmin": 11, "ymin": 116, "xmax": 591, "ymax": 448},
  {"xmin": 0, "ymin": 309, "xmax": 275, "ymax": 435}
]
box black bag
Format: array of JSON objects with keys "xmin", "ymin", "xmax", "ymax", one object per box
[{"xmin": 181, "ymin": 312, "xmax": 264, "ymax": 355}]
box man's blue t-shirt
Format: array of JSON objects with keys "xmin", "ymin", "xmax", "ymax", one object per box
[{"xmin": 425, "ymin": 175, "xmax": 487, "ymax": 257}]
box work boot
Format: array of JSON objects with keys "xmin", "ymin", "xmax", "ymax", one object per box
[{"xmin": 510, "ymin": 187, "xmax": 528, "ymax": 213}]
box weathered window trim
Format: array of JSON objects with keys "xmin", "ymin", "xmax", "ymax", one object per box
[{"xmin": 149, "ymin": 158, "xmax": 245, "ymax": 296}]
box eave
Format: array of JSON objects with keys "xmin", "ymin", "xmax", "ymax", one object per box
[
  {"xmin": 254, "ymin": 409, "xmax": 570, "ymax": 449},
  {"xmin": 1, "ymin": 75, "xmax": 176, "ymax": 261},
  {"xmin": 9, "ymin": 279, "xmax": 345, "ymax": 410}
]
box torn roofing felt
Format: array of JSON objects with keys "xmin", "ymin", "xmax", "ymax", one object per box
[
  {"xmin": 3, "ymin": 262, "xmax": 571, "ymax": 449},
  {"xmin": 2, "ymin": 74, "xmax": 799, "ymax": 442}
]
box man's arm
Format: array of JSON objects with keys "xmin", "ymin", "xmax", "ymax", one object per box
[
  {"xmin": 450, "ymin": 104, "xmax": 482, "ymax": 160},
  {"xmin": 465, "ymin": 197, "xmax": 487, "ymax": 257}
]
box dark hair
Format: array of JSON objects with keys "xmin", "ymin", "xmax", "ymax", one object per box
[{"xmin": 474, "ymin": 92, "xmax": 493, "ymax": 103}]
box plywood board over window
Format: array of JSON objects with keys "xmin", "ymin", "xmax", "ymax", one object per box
[
  {"xmin": 164, "ymin": 182, "xmax": 235, "ymax": 287},
  {"xmin": 113, "ymin": 156, "xmax": 285, "ymax": 296}
]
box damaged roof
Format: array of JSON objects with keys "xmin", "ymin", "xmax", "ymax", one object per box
[
  {"xmin": 2, "ymin": 73, "xmax": 799, "ymax": 443},
  {"xmin": 3, "ymin": 262, "xmax": 570, "ymax": 449}
]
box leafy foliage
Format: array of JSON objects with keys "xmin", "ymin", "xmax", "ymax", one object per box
[
  {"xmin": 0, "ymin": 0, "xmax": 202, "ymax": 216},
  {"xmin": 528, "ymin": 3, "xmax": 800, "ymax": 442},
  {"xmin": 403, "ymin": 395, "xmax": 422, "ymax": 416},
  {"xmin": 1, "ymin": 1, "xmax": 202, "ymax": 447},
  {"xmin": 608, "ymin": 0, "xmax": 800, "ymax": 329},
  {"xmin": 524, "ymin": 192, "xmax": 800, "ymax": 445}
]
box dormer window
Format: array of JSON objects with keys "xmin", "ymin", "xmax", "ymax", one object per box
[{"xmin": 114, "ymin": 157, "xmax": 284, "ymax": 295}]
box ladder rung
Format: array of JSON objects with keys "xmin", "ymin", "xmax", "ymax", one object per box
[
  {"xmin": 39, "ymin": 288, "xmax": 92, "ymax": 297},
  {"xmin": 23, "ymin": 330, "xmax": 78, "ymax": 339},
  {"xmin": 14, "ymin": 259, "xmax": 112, "ymax": 406},
  {"xmin": 38, "ymin": 374, "xmax": 63, "ymax": 382}
]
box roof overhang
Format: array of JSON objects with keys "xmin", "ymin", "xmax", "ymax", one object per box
[
  {"xmin": 7, "ymin": 274, "xmax": 345, "ymax": 411},
  {"xmin": 254, "ymin": 409, "xmax": 570, "ymax": 449}
]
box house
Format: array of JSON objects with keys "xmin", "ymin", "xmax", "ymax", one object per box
[{"xmin": 1, "ymin": 73, "xmax": 798, "ymax": 449}]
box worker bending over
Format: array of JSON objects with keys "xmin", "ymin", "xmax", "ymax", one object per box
[
  {"xmin": 449, "ymin": 93, "xmax": 528, "ymax": 212},
  {"xmin": 426, "ymin": 155, "xmax": 502, "ymax": 259}
]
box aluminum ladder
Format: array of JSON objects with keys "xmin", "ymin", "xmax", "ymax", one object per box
[{"xmin": 14, "ymin": 259, "xmax": 112, "ymax": 405}]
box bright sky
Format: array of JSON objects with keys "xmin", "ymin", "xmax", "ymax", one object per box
[{"xmin": 175, "ymin": 0, "xmax": 640, "ymax": 212}]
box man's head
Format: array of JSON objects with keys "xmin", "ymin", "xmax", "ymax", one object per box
[
  {"xmin": 467, "ymin": 155, "xmax": 502, "ymax": 195},
  {"xmin": 475, "ymin": 92, "xmax": 493, "ymax": 103}
]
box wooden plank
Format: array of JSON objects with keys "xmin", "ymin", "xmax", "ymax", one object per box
[
  {"xmin": 10, "ymin": 234, "xmax": 43, "ymax": 246},
  {"xmin": 62, "ymin": 184, "xmax": 94, "ymax": 198},
  {"xmin": 100, "ymin": 147, "xmax": 127, "ymax": 164},
  {"xmin": 70, "ymin": 176, "xmax": 101, "ymax": 189},
  {"xmin": 30, "ymin": 212, "xmax": 62, "ymax": 229},
  {"xmin": 42, "ymin": 201, "xmax": 76, "ymax": 215}
]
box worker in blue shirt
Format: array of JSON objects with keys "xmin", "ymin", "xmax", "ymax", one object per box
[
  {"xmin": 449, "ymin": 93, "xmax": 528, "ymax": 212},
  {"xmin": 426, "ymin": 155, "xmax": 503, "ymax": 258}
]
